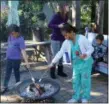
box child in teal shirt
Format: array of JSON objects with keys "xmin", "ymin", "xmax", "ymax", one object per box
[{"xmin": 49, "ymin": 23, "xmax": 94, "ymax": 103}]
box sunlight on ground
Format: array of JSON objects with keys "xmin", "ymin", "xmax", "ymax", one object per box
[
  {"xmin": 64, "ymin": 79, "xmax": 72, "ymax": 83},
  {"xmin": 91, "ymin": 73, "xmax": 101, "ymax": 77},
  {"xmin": 33, "ymin": 65, "xmax": 48, "ymax": 70},
  {"xmin": 60, "ymin": 87, "xmax": 73, "ymax": 93},
  {"xmin": 91, "ymin": 91, "xmax": 103, "ymax": 96},
  {"xmin": 21, "ymin": 64, "xmax": 48, "ymax": 71}
]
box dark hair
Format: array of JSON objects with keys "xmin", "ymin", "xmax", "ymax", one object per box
[
  {"xmin": 90, "ymin": 22, "xmax": 98, "ymax": 33},
  {"xmin": 61, "ymin": 23, "xmax": 78, "ymax": 33},
  {"xmin": 8, "ymin": 24, "xmax": 20, "ymax": 33},
  {"xmin": 58, "ymin": 2, "xmax": 67, "ymax": 10},
  {"xmin": 96, "ymin": 34, "xmax": 104, "ymax": 41},
  {"xmin": 58, "ymin": 3, "xmax": 68, "ymax": 19}
]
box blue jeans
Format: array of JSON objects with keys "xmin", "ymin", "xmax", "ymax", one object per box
[
  {"xmin": 4, "ymin": 59, "xmax": 21, "ymax": 88},
  {"xmin": 51, "ymin": 40, "xmax": 63, "ymax": 65}
]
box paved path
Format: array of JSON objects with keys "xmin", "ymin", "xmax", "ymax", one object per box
[{"xmin": 1, "ymin": 62, "xmax": 108, "ymax": 103}]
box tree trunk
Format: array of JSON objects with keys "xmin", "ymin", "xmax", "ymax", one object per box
[
  {"xmin": 76, "ymin": 0, "xmax": 81, "ymax": 30},
  {"xmin": 103, "ymin": 0, "xmax": 108, "ymax": 34},
  {"xmin": 72, "ymin": 1, "xmax": 76, "ymax": 26},
  {"xmin": 7, "ymin": 1, "xmax": 20, "ymax": 26},
  {"xmin": 91, "ymin": 0, "xmax": 96, "ymax": 22},
  {"xmin": 72, "ymin": 0, "xmax": 81, "ymax": 29},
  {"xmin": 32, "ymin": 27, "xmax": 44, "ymax": 42},
  {"xmin": 96, "ymin": 0, "xmax": 104, "ymax": 34}
]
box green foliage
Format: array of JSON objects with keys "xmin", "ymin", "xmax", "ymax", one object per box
[
  {"xmin": 1, "ymin": 0, "xmax": 98, "ymax": 41},
  {"xmin": 1, "ymin": 17, "xmax": 8, "ymax": 42},
  {"xmin": 81, "ymin": 4, "xmax": 91, "ymax": 27},
  {"xmin": 18, "ymin": 1, "xmax": 44, "ymax": 39},
  {"xmin": 1, "ymin": 1, "xmax": 50, "ymax": 41},
  {"xmin": 81, "ymin": 0, "xmax": 91, "ymax": 28},
  {"xmin": 1, "ymin": 3, "xmax": 8, "ymax": 42},
  {"xmin": 80, "ymin": 0, "xmax": 98, "ymax": 29}
]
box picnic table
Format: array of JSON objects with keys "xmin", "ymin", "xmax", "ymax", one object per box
[
  {"xmin": 1, "ymin": 40, "xmax": 52, "ymax": 64},
  {"xmin": 25, "ymin": 40, "xmax": 52, "ymax": 63}
]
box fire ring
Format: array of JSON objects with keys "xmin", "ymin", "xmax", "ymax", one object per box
[{"xmin": 12, "ymin": 78, "xmax": 60, "ymax": 102}]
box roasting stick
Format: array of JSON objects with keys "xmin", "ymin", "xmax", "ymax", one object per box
[
  {"xmin": 25, "ymin": 67, "xmax": 41, "ymax": 88},
  {"xmin": 38, "ymin": 55, "xmax": 72, "ymax": 82},
  {"xmin": 38, "ymin": 69, "xmax": 49, "ymax": 82},
  {"xmin": 25, "ymin": 56, "xmax": 49, "ymax": 83},
  {"xmin": 25, "ymin": 67, "xmax": 36, "ymax": 84},
  {"xmin": 38, "ymin": 54, "xmax": 72, "ymax": 82},
  {"xmin": 38, "ymin": 56, "xmax": 50, "ymax": 82},
  {"xmin": 25, "ymin": 55, "xmax": 49, "ymax": 84},
  {"xmin": 25, "ymin": 67, "xmax": 44, "ymax": 95}
]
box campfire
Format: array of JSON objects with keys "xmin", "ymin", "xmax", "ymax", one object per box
[
  {"xmin": 12, "ymin": 78, "xmax": 60, "ymax": 103},
  {"xmin": 21, "ymin": 83, "xmax": 54, "ymax": 99}
]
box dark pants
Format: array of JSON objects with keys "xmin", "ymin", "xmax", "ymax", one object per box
[
  {"xmin": 4, "ymin": 59, "xmax": 21, "ymax": 88},
  {"xmin": 92, "ymin": 57, "xmax": 103, "ymax": 72}
]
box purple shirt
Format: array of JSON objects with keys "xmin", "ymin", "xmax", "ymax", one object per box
[
  {"xmin": 48, "ymin": 13, "xmax": 68, "ymax": 41},
  {"xmin": 6, "ymin": 35, "xmax": 26, "ymax": 59}
]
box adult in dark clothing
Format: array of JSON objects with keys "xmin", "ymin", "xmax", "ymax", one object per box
[{"xmin": 48, "ymin": 4, "xmax": 69, "ymax": 79}]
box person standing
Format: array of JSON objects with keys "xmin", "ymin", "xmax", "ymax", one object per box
[
  {"xmin": 49, "ymin": 23, "xmax": 94, "ymax": 103},
  {"xmin": 1, "ymin": 24, "xmax": 30, "ymax": 94},
  {"xmin": 48, "ymin": 4, "xmax": 69, "ymax": 79}
]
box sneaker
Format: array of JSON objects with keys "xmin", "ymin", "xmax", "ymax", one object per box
[
  {"xmin": 58, "ymin": 72, "xmax": 68, "ymax": 77},
  {"xmin": 1, "ymin": 87, "xmax": 9, "ymax": 94},
  {"xmin": 68, "ymin": 98, "xmax": 78, "ymax": 103},
  {"xmin": 81, "ymin": 99, "xmax": 88, "ymax": 103}
]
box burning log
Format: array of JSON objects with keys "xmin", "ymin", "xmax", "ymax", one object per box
[
  {"xmin": 29, "ymin": 83, "xmax": 45, "ymax": 96},
  {"xmin": 1, "ymin": 95, "xmax": 23, "ymax": 103}
]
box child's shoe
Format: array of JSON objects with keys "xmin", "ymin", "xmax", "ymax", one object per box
[
  {"xmin": 81, "ymin": 99, "xmax": 88, "ymax": 103},
  {"xmin": 68, "ymin": 98, "xmax": 78, "ymax": 103},
  {"xmin": 1, "ymin": 87, "xmax": 9, "ymax": 94}
]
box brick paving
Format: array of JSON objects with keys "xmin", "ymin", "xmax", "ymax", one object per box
[{"xmin": 1, "ymin": 62, "xmax": 108, "ymax": 103}]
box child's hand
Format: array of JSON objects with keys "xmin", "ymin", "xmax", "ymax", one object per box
[
  {"xmin": 58, "ymin": 23, "xmax": 64, "ymax": 28},
  {"xmin": 79, "ymin": 54, "xmax": 87, "ymax": 59},
  {"xmin": 49, "ymin": 63, "xmax": 55, "ymax": 68}
]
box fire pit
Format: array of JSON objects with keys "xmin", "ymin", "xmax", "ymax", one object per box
[{"xmin": 12, "ymin": 78, "xmax": 60, "ymax": 103}]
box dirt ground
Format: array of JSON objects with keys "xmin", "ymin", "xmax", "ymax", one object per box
[{"xmin": 0, "ymin": 61, "xmax": 108, "ymax": 103}]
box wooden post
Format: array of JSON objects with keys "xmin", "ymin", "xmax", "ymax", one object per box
[{"xmin": 96, "ymin": 0, "xmax": 104, "ymax": 34}]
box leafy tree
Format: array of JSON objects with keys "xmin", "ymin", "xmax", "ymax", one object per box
[
  {"xmin": 81, "ymin": 0, "xmax": 91, "ymax": 28},
  {"xmin": 2, "ymin": 0, "xmax": 107, "ymax": 42},
  {"xmin": 18, "ymin": 1, "xmax": 44, "ymax": 40},
  {"xmin": 1, "ymin": 1, "xmax": 8, "ymax": 42}
]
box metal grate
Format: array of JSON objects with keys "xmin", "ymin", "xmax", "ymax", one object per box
[{"xmin": 22, "ymin": 97, "xmax": 55, "ymax": 103}]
